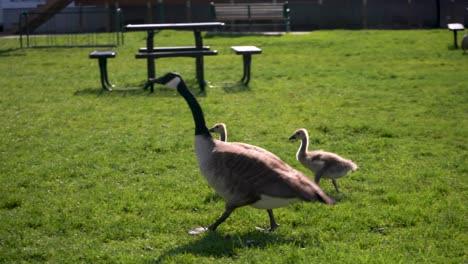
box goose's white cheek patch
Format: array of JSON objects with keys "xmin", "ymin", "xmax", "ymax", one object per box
[{"xmin": 166, "ymin": 76, "xmax": 181, "ymax": 89}]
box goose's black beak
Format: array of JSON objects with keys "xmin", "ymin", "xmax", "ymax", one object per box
[{"xmin": 289, "ymin": 135, "xmax": 297, "ymax": 141}]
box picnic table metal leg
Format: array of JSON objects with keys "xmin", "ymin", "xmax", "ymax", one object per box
[
  {"xmin": 145, "ymin": 30, "xmax": 156, "ymax": 92},
  {"xmin": 196, "ymin": 55, "xmax": 205, "ymax": 92},
  {"xmin": 453, "ymin": 30, "xmax": 459, "ymax": 49},
  {"xmin": 240, "ymin": 55, "xmax": 248, "ymax": 83},
  {"xmin": 98, "ymin": 58, "xmax": 112, "ymax": 91},
  {"xmin": 101, "ymin": 59, "xmax": 114, "ymax": 89},
  {"xmin": 242, "ymin": 54, "xmax": 252, "ymax": 86},
  {"xmin": 194, "ymin": 30, "xmax": 206, "ymax": 93}
]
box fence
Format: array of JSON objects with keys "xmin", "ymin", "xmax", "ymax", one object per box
[
  {"xmin": 19, "ymin": 7, "xmax": 124, "ymax": 48},
  {"xmin": 118, "ymin": 0, "xmax": 467, "ymax": 30}
]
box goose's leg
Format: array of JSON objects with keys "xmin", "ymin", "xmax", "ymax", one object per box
[
  {"xmin": 208, "ymin": 207, "xmax": 234, "ymax": 231},
  {"xmin": 189, "ymin": 207, "xmax": 235, "ymax": 235},
  {"xmin": 332, "ymin": 179, "xmax": 340, "ymax": 193},
  {"xmin": 267, "ymin": 209, "xmax": 280, "ymax": 231}
]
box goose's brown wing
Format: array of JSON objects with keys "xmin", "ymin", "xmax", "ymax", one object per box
[{"xmin": 211, "ymin": 142, "xmax": 335, "ymax": 205}]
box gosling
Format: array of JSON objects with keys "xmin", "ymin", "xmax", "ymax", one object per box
[{"xmin": 289, "ymin": 128, "xmax": 358, "ymax": 192}]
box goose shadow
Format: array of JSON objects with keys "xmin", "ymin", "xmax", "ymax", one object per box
[{"xmin": 154, "ymin": 230, "xmax": 305, "ymax": 262}]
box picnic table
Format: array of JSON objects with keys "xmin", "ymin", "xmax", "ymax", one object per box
[{"xmin": 125, "ymin": 22, "xmax": 225, "ymax": 92}]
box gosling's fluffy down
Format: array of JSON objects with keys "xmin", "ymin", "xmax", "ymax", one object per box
[{"xmin": 289, "ymin": 128, "xmax": 357, "ymax": 192}]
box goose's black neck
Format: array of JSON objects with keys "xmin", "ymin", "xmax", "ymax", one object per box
[{"xmin": 177, "ymin": 81, "xmax": 211, "ymax": 137}]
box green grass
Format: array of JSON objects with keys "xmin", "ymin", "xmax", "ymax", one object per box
[{"xmin": 0, "ymin": 29, "xmax": 466, "ymax": 263}]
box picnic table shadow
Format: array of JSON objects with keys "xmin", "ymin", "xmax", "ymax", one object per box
[
  {"xmin": 75, "ymin": 80, "xmax": 251, "ymax": 97},
  {"xmin": 205, "ymin": 31, "xmax": 284, "ymax": 39},
  {"xmin": 0, "ymin": 48, "xmax": 26, "ymax": 57},
  {"xmin": 154, "ymin": 229, "xmax": 306, "ymax": 262},
  {"xmin": 75, "ymin": 79, "xmax": 203, "ymax": 97}
]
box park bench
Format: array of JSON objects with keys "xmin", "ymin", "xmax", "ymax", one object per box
[{"xmin": 210, "ymin": 2, "xmax": 290, "ymax": 32}]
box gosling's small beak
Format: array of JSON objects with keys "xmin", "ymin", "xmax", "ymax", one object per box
[
  {"xmin": 209, "ymin": 128, "xmax": 215, "ymax": 132},
  {"xmin": 289, "ymin": 135, "xmax": 296, "ymax": 141}
]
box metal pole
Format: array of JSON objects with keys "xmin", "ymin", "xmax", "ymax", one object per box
[
  {"xmin": 19, "ymin": 12, "xmax": 25, "ymax": 48},
  {"xmin": 362, "ymin": 0, "xmax": 367, "ymax": 29},
  {"xmin": 25, "ymin": 12, "xmax": 30, "ymax": 48},
  {"xmin": 158, "ymin": 0, "xmax": 165, "ymax": 23},
  {"xmin": 186, "ymin": 0, "xmax": 192, "ymax": 23},
  {"xmin": 147, "ymin": 0, "xmax": 152, "ymax": 23}
]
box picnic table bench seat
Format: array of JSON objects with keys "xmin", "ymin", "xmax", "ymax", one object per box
[
  {"xmin": 135, "ymin": 50, "xmax": 218, "ymax": 59},
  {"xmin": 231, "ymin": 46, "xmax": 262, "ymax": 86},
  {"xmin": 135, "ymin": 50, "xmax": 218, "ymax": 91},
  {"xmin": 448, "ymin": 23, "xmax": 465, "ymax": 49},
  {"xmin": 89, "ymin": 50, "xmax": 116, "ymax": 92},
  {"xmin": 138, "ymin": 46, "xmax": 211, "ymax": 53}
]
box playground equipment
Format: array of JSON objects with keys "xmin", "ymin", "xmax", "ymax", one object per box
[{"xmin": 19, "ymin": 7, "xmax": 124, "ymax": 48}]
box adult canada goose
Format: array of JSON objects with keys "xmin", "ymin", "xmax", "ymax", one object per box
[
  {"xmin": 153, "ymin": 72, "xmax": 335, "ymax": 234},
  {"xmin": 462, "ymin": 33, "xmax": 468, "ymax": 54},
  {"xmin": 289, "ymin": 128, "xmax": 358, "ymax": 193},
  {"xmin": 209, "ymin": 123, "xmax": 227, "ymax": 141}
]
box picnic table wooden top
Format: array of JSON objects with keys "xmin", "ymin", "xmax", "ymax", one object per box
[
  {"xmin": 125, "ymin": 22, "xmax": 225, "ymax": 31},
  {"xmin": 448, "ymin": 23, "xmax": 465, "ymax": 31}
]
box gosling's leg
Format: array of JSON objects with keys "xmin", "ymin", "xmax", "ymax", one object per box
[{"xmin": 332, "ymin": 179, "xmax": 340, "ymax": 193}]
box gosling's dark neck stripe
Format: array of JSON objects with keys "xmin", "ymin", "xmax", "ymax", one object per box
[{"xmin": 177, "ymin": 81, "xmax": 211, "ymax": 137}]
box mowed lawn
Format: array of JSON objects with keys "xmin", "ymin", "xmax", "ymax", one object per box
[{"xmin": 0, "ymin": 29, "xmax": 466, "ymax": 263}]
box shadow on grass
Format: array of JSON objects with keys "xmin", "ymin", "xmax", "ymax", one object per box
[
  {"xmin": 202, "ymin": 192, "xmax": 223, "ymax": 204},
  {"xmin": 74, "ymin": 79, "xmax": 207, "ymax": 97},
  {"xmin": 208, "ymin": 81, "xmax": 252, "ymax": 94},
  {"xmin": 0, "ymin": 48, "xmax": 26, "ymax": 57},
  {"xmin": 205, "ymin": 31, "xmax": 284, "ymax": 39},
  {"xmin": 75, "ymin": 80, "xmax": 250, "ymax": 97},
  {"xmin": 154, "ymin": 230, "xmax": 303, "ymax": 262},
  {"xmin": 74, "ymin": 87, "xmax": 180, "ymax": 97}
]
